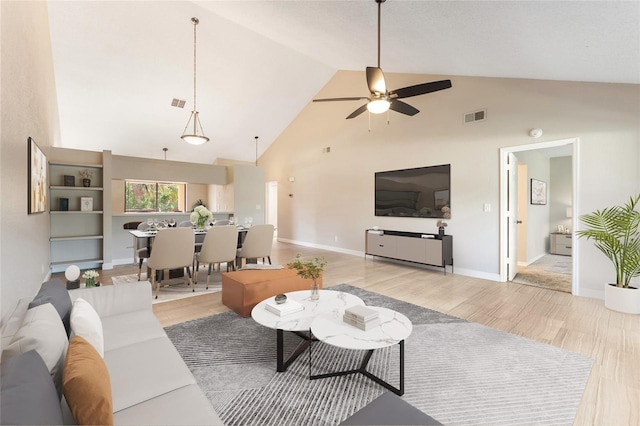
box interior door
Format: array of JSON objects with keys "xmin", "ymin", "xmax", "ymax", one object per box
[
  {"xmin": 517, "ymin": 164, "xmax": 528, "ymax": 265},
  {"xmin": 507, "ymin": 153, "xmax": 518, "ymax": 281}
]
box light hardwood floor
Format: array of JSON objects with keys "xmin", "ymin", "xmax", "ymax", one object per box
[{"xmin": 95, "ymin": 241, "xmax": 639, "ymax": 425}]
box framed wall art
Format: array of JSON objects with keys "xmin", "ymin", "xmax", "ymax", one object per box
[
  {"xmin": 80, "ymin": 197, "xmax": 93, "ymax": 212},
  {"xmin": 28, "ymin": 137, "xmax": 47, "ymax": 214},
  {"xmin": 530, "ymin": 178, "xmax": 547, "ymax": 205}
]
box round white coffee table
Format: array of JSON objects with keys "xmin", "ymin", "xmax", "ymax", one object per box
[
  {"xmin": 310, "ymin": 306, "xmax": 412, "ymax": 395},
  {"xmin": 252, "ymin": 289, "xmax": 365, "ymax": 372}
]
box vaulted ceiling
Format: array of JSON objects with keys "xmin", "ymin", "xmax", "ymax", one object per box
[{"xmin": 47, "ymin": 1, "xmax": 640, "ymax": 165}]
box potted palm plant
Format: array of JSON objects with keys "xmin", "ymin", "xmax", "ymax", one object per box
[{"xmin": 577, "ymin": 194, "xmax": 640, "ymax": 314}]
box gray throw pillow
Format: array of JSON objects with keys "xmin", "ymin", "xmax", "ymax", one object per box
[
  {"xmin": 29, "ymin": 278, "xmax": 72, "ymax": 337},
  {"xmin": 0, "ymin": 350, "xmax": 64, "ymax": 425}
]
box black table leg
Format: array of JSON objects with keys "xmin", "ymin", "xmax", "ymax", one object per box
[
  {"xmin": 311, "ymin": 340, "xmax": 405, "ymax": 396},
  {"xmin": 276, "ymin": 329, "xmax": 315, "ymax": 373},
  {"xmin": 277, "ymin": 329, "xmax": 284, "ymax": 372}
]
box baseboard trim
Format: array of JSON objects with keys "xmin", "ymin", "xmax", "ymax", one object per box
[
  {"xmin": 576, "ymin": 287, "xmax": 604, "ymax": 300},
  {"xmin": 277, "ymin": 238, "xmax": 362, "ymax": 257},
  {"xmin": 277, "ymin": 238, "xmax": 500, "ymax": 282}
]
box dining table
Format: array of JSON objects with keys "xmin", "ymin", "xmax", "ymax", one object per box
[
  {"xmin": 128, "ymin": 226, "xmax": 248, "ymax": 254},
  {"xmin": 128, "ymin": 226, "xmax": 249, "ymax": 278}
]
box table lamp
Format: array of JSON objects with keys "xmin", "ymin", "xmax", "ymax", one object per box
[{"xmin": 65, "ymin": 265, "xmax": 81, "ymax": 289}]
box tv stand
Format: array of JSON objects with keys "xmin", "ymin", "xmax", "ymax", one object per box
[{"xmin": 365, "ymin": 229, "xmax": 453, "ymax": 275}]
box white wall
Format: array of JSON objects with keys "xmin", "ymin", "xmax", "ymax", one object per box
[
  {"xmin": 550, "ymin": 157, "xmax": 572, "ymax": 232},
  {"xmin": 1, "ymin": 1, "xmax": 61, "ymax": 317},
  {"xmin": 233, "ymin": 165, "xmax": 266, "ymax": 226},
  {"xmin": 260, "ymin": 71, "xmax": 640, "ymax": 297},
  {"xmin": 514, "ymin": 150, "xmax": 551, "ymax": 262}
]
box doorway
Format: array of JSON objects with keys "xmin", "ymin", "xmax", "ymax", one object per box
[{"xmin": 499, "ymin": 138, "xmax": 579, "ymax": 294}]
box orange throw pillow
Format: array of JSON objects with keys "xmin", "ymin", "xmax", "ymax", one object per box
[{"xmin": 62, "ymin": 336, "xmax": 113, "ymax": 425}]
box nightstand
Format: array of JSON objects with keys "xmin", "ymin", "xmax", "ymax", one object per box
[{"xmin": 550, "ymin": 232, "xmax": 572, "ymax": 256}]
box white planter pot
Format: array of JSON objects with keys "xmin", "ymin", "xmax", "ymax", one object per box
[{"xmin": 604, "ymin": 283, "xmax": 640, "ymax": 314}]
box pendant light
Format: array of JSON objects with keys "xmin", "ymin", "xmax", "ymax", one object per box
[{"xmin": 181, "ymin": 17, "xmax": 209, "ymax": 145}]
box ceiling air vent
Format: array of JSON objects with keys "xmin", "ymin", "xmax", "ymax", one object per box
[
  {"xmin": 464, "ymin": 109, "xmax": 486, "ymax": 124},
  {"xmin": 171, "ymin": 98, "xmax": 186, "ymax": 108}
]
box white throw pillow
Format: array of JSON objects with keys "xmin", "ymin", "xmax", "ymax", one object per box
[
  {"xmin": 0, "ymin": 297, "xmax": 31, "ymax": 348},
  {"xmin": 1, "ymin": 303, "xmax": 69, "ymax": 399},
  {"xmin": 70, "ymin": 298, "xmax": 104, "ymax": 358}
]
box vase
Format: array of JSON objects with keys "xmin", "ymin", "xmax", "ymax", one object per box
[
  {"xmin": 438, "ymin": 227, "xmax": 445, "ymax": 238},
  {"xmin": 196, "ymin": 217, "xmax": 207, "ymax": 229},
  {"xmin": 310, "ymin": 282, "xmax": 320, "ymax": 300},
  {"xmin": 86, "ymin": 278, "xmax": 95, "ymax": 288},
  {"xmin": 82, "ymin": 178, "xmax": 91, "ymax": 187}
]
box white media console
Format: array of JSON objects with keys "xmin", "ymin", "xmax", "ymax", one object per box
[{"xmin": 365, "ymin": 229, "xmax": 453, "ymax": 275}]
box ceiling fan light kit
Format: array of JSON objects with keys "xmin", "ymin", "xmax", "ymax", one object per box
[
  {"xmin": 181, "ymin": 17, "xmax": 210, "ymax": 145},
  {"xmin": 367, "ymin": 99, "xmax": 390, "ymax": 114},
  {"xmin": 312, "ymin": 0, "xmax": 452, "ymax": 121}
]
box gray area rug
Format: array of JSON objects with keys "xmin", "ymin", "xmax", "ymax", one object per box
[
  {"xmin": 112, "ymin": 269, "xmax": 221, "ymax": 303},
  {"xmin": 538, "ymin": 254, "xmax": 572, "ymax": 275},
  {"xmin": 513, "ymin": 254, "xmax": 572, "ymax": 293},
  {"xmin": 165, "ymin": 284, "xmax": 592, "ymax": 426}
]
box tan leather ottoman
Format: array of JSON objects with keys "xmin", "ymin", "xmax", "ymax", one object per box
[{"xmin": 221, "ymin": 268, "xmax": 323, "ymax": 317}]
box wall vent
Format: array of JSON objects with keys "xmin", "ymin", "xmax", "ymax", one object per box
[
  {"xmin": 171, "ymin": 98, "xmax": 186, "ymax": 108},
  {"xmin": 322, "ymin": 147, "xmax": 331, "ymax": 153},
  {"xmin": 464, "ymin": 109, "xmax": 486, "ymax": 123}
]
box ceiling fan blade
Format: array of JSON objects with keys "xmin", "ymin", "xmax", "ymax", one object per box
[
  {"xmin": 366, "ymin": 67, "xmax": 387, "ymax": 94},
  {"xmin": 346, "ymin": 104, "xmax": 370, "ymax": 119},
  {"xmin": 389, "ymin": 80, "xmax": 452, "ymax": 99},
  {"xmin": 390, "ymin": 100, "xmax": 419, "ymax": 116},
  {"xmin": 313, "ymin": 97, "xmax": 370, "ymax": 103}
]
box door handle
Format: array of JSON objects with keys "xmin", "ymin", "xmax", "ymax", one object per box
[{"xmin": 516, "ymin": 220, "xmax": 523, "ymax": 224}]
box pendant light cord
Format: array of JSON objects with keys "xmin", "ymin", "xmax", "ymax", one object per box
[{"xmin": 192, "ymin": 17, "xmax": 198, "ymax": 124}]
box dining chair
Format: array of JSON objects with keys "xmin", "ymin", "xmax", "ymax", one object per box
[
  {"xmin": 195, "ymin": 226, "xmax": 239, "ymax": 288},
  {"xmin": 147, "ymin": 228, "xmax": 195, "ymax": 299},
  {"xmin": 123, "ymin": 221, "xmax": 142, "ymax": 230},
  {"xmin": 236, "ymin": 224, "xmax": 275, "ymax": 268},
  {"xmin": 135, "ymin": 222, "xmax": 151, "ymax": 281}
]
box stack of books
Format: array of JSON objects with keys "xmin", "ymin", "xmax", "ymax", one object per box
[
  {"xmin": 343, "ymin": 305, "xmax": 380, "ymax": 331},
  {"xmin": 265, "ymin": 298, "xmax": 303, "ymax": 316}
]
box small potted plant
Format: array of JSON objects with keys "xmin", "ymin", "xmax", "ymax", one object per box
[
  {"xmin": 287, "ymin": 254, "xmax": 327, "ymax": 300},
  {"xmin": 577, "ymin": 194, "xmax": 640, "ymax": 314},
  {"xmin": 79, "ymin": 169, "xmax": 93, "ymax": 187},
  {"xmin": 82, "ymin": 269, "xmax": 100, "ymax": 288},
  {"xmin": 436, "ymin": 219, "xmax": 448, "ymax": 238}
]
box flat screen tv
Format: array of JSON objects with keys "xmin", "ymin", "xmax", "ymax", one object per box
[{"xmin": 375, "ymin": 164, "xmax": 450, "ymax": 218}]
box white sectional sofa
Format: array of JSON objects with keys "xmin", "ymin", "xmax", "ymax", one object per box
[{"xmin": 1, "ymin": 279, "xmax": 222, "ymax": 425}]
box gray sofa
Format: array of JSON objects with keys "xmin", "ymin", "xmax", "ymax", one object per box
[{"xmin": 1, "ymin": 280, "xmax": 222, "ymax": 425}]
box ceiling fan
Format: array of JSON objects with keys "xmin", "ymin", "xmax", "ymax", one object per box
[{"xmin": 313, "ymin": 0, "xmax": 452, "ymax": 120}]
